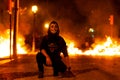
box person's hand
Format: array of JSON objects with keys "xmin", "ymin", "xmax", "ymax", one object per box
[
  {"xmin": 46, "ymin": 57, "xmax": 52, "ymax": 66},
  {"xmin": 67, "ymin": 67, "xmax": 71, "ymax": 71}
]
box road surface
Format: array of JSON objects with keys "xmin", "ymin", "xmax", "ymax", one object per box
[{"xmin": 0, "ymin": 54, "xmax": 120, "ymax": 80}]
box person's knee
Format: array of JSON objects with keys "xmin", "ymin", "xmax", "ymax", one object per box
[
  {"xmin": 36, "ymin": 52, "xmax": 42, "ymax": 58},
  {"xmin": 36, "ymin": 52, "xmax": 46, "ymax": 64},
  {"xmin": 36, "ymin": 52, "xmax": 43, "ymax": 61}
]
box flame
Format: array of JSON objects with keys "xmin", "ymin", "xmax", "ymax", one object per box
[
  {"xmin": 67, "ymin": 42, "xmax": 82, "ymax": 55},
  {"xmin": 1, "ymin": 29, "xmax": 119, "ymax": 58},
  {"xmin": 0, "ymin": 29, "xmax": 28, "ymax": 58},
  {"xmin": 67, "ymin": 36, "xmax": 120, "ymax": 56}
]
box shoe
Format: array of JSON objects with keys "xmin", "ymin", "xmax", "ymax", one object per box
[
  {"xmin": 38, "ymin": 72, "xmax": 44, "ymax": 78},
  {"xmin": 53, "ymin": 71, "xmax": 58, "ymax": 76},
  {"xmin": 53, "ymin": 73, "xmax": 58, "ymax": 76},
  {"xmin": 61, "ymin": 70, "xmax": 75, "ymax": 78}
]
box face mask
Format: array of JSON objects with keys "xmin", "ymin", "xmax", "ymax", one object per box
[{"xmin": 49, "ymin": 24, "xmax": 58, "ymax": 34}]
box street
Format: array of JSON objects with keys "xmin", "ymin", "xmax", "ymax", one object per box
[{"xmin": 0, "ymin": 54, "xmax": 120, "ymax": 80}]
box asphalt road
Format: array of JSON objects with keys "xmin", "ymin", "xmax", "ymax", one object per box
[{"xmin": 0, "ymin": 54, "xmax": 120, "ymax": 80}]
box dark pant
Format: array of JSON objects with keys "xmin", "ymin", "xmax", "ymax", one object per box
[{"xmin": 36, "ymin": 52, "xmax": 67, "ymax": 74}]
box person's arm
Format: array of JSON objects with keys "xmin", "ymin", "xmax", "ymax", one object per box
[
  {"xmin": 41, "ymin": 49, "xmax": 52, "ymax": 66},
  {"xmin": 64, "ymin": 56, "xmax": 71, "ymax": 70},
  {"xmin": 41, "ymin": 49, "xmax": 49, "ymax": 58},
  {"xmin": 40, "ymin": 36, "xmax": 52, "ymax": 66},
  {"xmin": 60, "ymin": 37, "xmax": 71, "ymax": 70}
]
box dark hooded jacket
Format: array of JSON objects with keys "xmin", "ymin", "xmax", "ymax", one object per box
[{"xmin": 40, "ymin": 21, "xmax": 68, "ymax": 60}]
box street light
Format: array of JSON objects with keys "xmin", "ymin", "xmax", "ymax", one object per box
[
  {"xmin": 32, "ymin": 5, "xmax": 38, "ymax": 52},
  {"xmin": 44, "ymin": 23, "xmax": 49, "ymax": 29},
  {"xmin": 32, "ymin": 5, "xmax": 38, "ymax": 13}
]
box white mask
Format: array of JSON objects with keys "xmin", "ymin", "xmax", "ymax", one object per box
[{"xmin": 49, "ymin": 24, "xmax": 58, "ymax": 34}]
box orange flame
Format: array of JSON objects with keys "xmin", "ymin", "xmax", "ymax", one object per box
[
  {"xmin": 1, "ymin": 29, "xmax": 119, "ymax": 58},
  {"xmin": 67, "ymin": 36, "xmax": 120, "ymax": 56},
  {"xmin": 0, "ymin": 29, "xmax": 28, "ymax": 58}
]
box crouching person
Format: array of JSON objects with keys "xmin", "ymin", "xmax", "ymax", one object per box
[{"xmin": 36, "ymin": 21, "xmax": 71, "ymax": 78}]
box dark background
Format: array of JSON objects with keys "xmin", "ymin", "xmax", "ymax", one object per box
[{"xmin": 0, "ymin": 0, "xmax": 120, "ymax": 48}]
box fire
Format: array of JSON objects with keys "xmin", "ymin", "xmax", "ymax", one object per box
[
  {"xmin": 1, "ymin": 29, "xmax": 119, "ymax": 58},
  {"xmin": 67, "ymin": 36, "xmax": 120, "ymax": 56},
  {"xmin": 67, "ymin": 42, "xmax": 82, "ymax": 55},
  {"xmin": 0, "ymin": 29, "xmax": 28, "ymax": 58}
]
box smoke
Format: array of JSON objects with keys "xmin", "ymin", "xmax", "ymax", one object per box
[
  {"xmin": 32, "ymin": 0, "xmax": 119, "ymax": 47},
  {"xmin": 18, "ymin": 0, "xmax": 88, "ymax": 47},
  {"xmin": 74, "ymin": 0, "xmax": 119, "ymax": 39},
  {"xmin": 1, "ymin": 0, "xmax": 119, "ymax": 48}
]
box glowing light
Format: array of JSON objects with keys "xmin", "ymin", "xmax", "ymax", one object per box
[
  {"xmin": 32, "ymin": 5, "xmax": 38, "ymax": 13},
  {"xmin": 89, "ymin": 28, "xmax": 94, "ymax": 32},
  {"xmin": 44, "ymin": 23, "xmax": 49, "ymax": 29}
]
